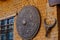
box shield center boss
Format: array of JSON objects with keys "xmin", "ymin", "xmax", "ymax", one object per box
[{"xmin": 16, "ymin": 5, "xmax": 40, "ymax": 40}]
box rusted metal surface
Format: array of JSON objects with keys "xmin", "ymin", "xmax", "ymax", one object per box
[
  {"xmin": 49, "ymin": 0, "xmax": 60, "ymax": 6},
  {"xmin": 16, "ymin": 6, "xmax": 40, "ymax": 40}
]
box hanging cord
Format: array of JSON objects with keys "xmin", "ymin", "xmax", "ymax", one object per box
[{"xmin": 46, "ymin": 3, "xmax": 53, "ymax": 19}]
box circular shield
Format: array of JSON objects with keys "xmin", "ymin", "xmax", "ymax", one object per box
[{"xmin": 16, "ymin": 5, "xmax": 40, "ymax": 39}]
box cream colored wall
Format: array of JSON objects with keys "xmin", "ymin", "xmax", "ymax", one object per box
[{"xmin": 0, "ymin": 0, "xmax": 58, "ymax": 40}]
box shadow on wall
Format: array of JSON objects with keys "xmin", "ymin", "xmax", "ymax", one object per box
[{"xmin": 57, "ymin": 5, "xmax": 60, "ymax": 40}]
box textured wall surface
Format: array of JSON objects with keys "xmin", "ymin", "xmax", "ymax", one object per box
[{"xmin": 0, "ymin": 0, "xmax": 58, "ymax": 40}]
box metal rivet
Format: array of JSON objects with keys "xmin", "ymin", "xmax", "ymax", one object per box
[{"xmin": 22, "ymin": 20, "xmax": 27, "ymax": 25}]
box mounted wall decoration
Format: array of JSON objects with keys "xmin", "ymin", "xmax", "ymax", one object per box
[
  {"xmin": 44, "ymin": 18, "xmax": 56, "ymax": 37},
  {"xmin": 16, "ymin": 5, "xmax": 40, "ymax": 40},
  {"xmin": 49, "ymin": 0, "xmax": 60, "ymax": 6}
]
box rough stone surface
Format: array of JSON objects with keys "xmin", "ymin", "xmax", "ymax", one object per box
[{"xmin": 0, "ymin": 0, "xmax": 58, "ymax": 40}]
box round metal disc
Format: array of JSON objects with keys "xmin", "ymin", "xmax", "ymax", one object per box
[{"xmin": 16, "ymin": 5, "xmax": 40, "ymax": 39}]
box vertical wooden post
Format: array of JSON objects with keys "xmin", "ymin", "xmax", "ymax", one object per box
[{"xmin": 57, "ymin": 5, "xmax": 60, "ymax": 40}]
